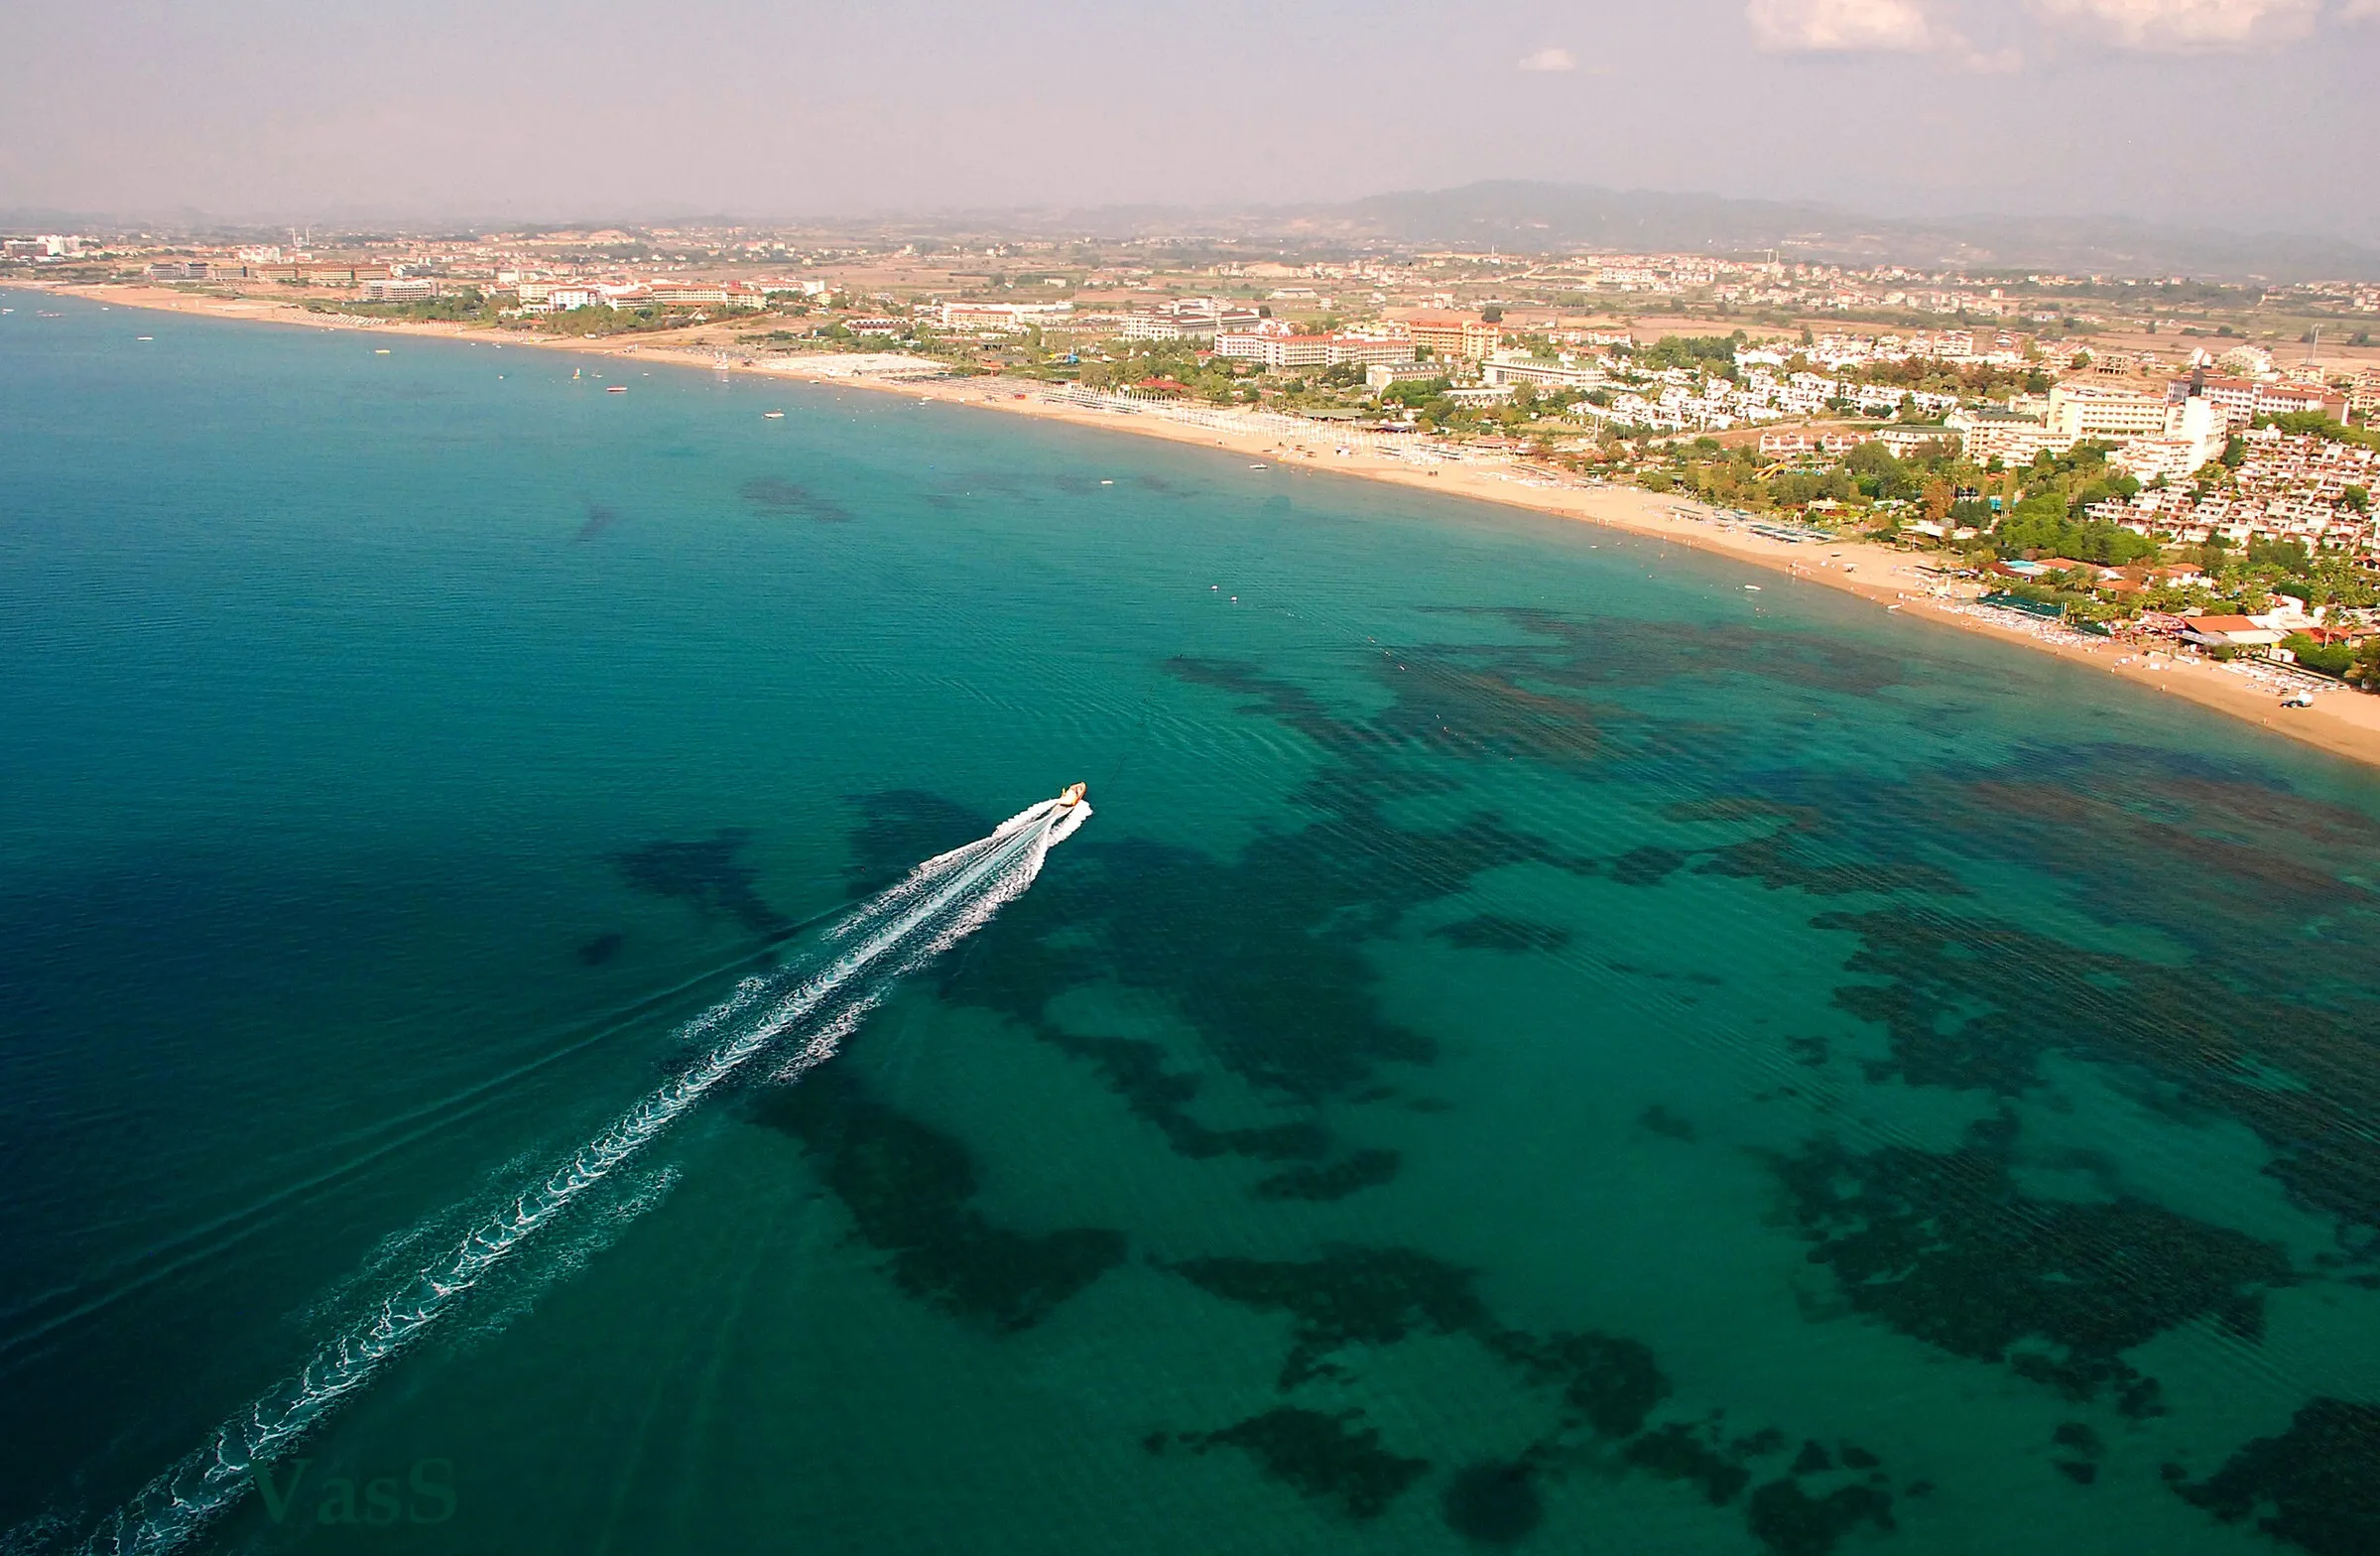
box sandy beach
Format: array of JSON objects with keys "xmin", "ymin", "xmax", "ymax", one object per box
[{"xmin": 38, "ymin": 280, "xmax": 2380, "ymax": 773}]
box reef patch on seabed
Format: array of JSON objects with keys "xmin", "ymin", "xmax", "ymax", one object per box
[
  {"xmin": 839, "ymin": 792, "xmax": 1395, "ymax": 1194},
  {"xmin": 1443, "ymin": 1460, "xmax": 1543, "ymax": 1545},
  {"xmin": 1659, "ymin": 797, "xmax": 1968, "ymax": 899},
  {"xmin": 615, "ymin": 829, "xmax": 793, "ymax": 938},
  {"xmin": 1639, "ymin": 1104, "xmax": 1698, "ymax": 1142},
  {"xmin": 1808, "ymin": 896, "xmax": 2380, "ymax": 1240},
  {"xmin": 751, "ymin": 1069, "xmax": 1126, "ymax": 1332},
  {"xmin": 738, "ymin": 474, "xmax": 853, "ymax": 523},
  {"xmin": 827, "ymin": 606, "xmax": 1972, "ymax": 1202},
  {"xmin": 816, "ymin": 623, "xmax": 2380, "ymax": 1549},
  {"xmin": 1252, "ymin": 1149, "xmax": 1402, "ymax": 1204},
  {"xmin": 1774, "ymin": 1113, "xmax": 2293, "ymax": 1416},
  {"xmin": 573, "ymin": 500, "xmax": 620, "ymax": 543},
  {"xmin": 1666, "ymin": 740, "xmax": 2380, "ymax": 1249},
  {"xmin": 1627, "ymin": 743, "xmax": 2380, "ymax": 1548},
  {"xmin": 1160, "ymin": 1246, "xmax": 1900, "ymax": 1554},
  {"xmin": 1609, "ymin": 845, "xmax": 1690, "ymax": 886},
  {"xmin": 1169, "ymin": 1408, "xmax": 1429, "ymax": 1520},
  {"xmin": 2053, "ymin": 1421, "xmax": 2106, "ymax": 1485},
  {"xmin": 1746, "ymin": 1478, "xmax": 1896, "ymax": 1556},
  {"xmin": 2178, "ymin": 1398, "xmax": 2380, "ymax": 1556},
  {"xmin": 1432, "ymin": 914, "xmax": 1573, "ymax": 953}
]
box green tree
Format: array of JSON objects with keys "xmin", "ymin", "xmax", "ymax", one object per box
[
  {"xmin": 2351, "ymin": 638, "xmax": 2380, "ymax": 692},
  {"xmin": 2282, "ymin": 633, "xmax": 2357, "ymax": 678},
  {"xmin": 1381, "ymin": 376, "xmax": 1451, "ymax": 407},
  {"xmin": 1845, "ymin": 441, "xmax": 1918, "ymax": 500}
]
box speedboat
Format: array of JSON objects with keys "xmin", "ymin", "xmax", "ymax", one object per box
[{"xmin": 1044, "ymin": 782, "xmax": 1092, "ymax": 843}]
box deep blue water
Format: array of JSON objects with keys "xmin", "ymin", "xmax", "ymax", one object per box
[{"xmin": 6, "ymin": 291, "xmax": 2380, "ymax": 1555}]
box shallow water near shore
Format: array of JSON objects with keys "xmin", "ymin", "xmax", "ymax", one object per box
[{"xmin": 7, "ymin": 291, "xmax": 2380, "ymax": 1556}]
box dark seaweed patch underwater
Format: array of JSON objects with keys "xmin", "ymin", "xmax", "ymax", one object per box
[
  {"xmin": 752, "ymin": 1066, "xmax": 1126, "ymax": 1332},
  {"xmin": 797, "ymin": 603, "xmax": 2380, "ymax": 1554}
]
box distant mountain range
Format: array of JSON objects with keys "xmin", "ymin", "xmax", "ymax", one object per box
[
  {"xmin": 1308, "ymin": 183, "xmax": 2380, "ymax": 283},
  {"xmin": 902, "ymin": 182, "xmax": 2380, "ymax": 283},
  {"xmin": 10, "ymin": 180, "xmax": 2376, "ymax": 282}
]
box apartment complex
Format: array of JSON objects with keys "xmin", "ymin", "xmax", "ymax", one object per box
[
  {"xmin": 2170, "ymin": 374, "xmax": 2351, "ymax": 429},
  {"xmin": 1118, "ymin": 300, "xmax": 1262, "ymax": 342},
  {"xmin": 2047, "ymin": 382, "xmax": 2180, "ymax": 443},
  {"xmin": 1480, "ymin": 351, "xmax": 1607, "ymax": 391},
  {"xmin": 1946, "ymin": 381, "xmax": 2232, "ymax": 476},
  {"xmin": 1212, "ymin": 332, "xmax": 1418, "ymax": 370},
  {"xmin": 1400, "ymin": 312, "xmax": 1506, "ymax": 363},
  {"xmin": 936, "ymin": 300, "xmax": 1073, "ymax": 331}
]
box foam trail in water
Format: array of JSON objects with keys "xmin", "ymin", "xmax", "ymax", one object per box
[{"xmin": 79, "ymin": 800, "xmax": 1079, "ymax": 1556}]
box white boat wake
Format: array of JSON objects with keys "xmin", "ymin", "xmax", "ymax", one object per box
[{"xmin": 78, "ymin": 795, "xmax": 1088, "ymax": 1556}]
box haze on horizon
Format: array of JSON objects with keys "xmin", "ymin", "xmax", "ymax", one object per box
[{"xmin": 6, "ymin": 0, "xmax": 2378, "ymax": 244}]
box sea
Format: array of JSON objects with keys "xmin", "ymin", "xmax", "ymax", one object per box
[{"xmin": 5, "ymin": 291, "xmax": 2379, "ymax": 1556}]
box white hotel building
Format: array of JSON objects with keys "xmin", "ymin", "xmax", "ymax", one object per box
[{"xmin": 1212, "ymin": 333, "xmax": 1418, "ymax": 370}]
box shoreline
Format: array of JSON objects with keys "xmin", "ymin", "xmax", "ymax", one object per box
[{"xmin": 31, "ymin": 280, "xmax": 2380, "ymax": 774}]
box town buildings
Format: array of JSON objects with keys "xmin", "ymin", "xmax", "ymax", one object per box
[
  {"xmin": 2091, "ymin": 429, "xmax": 2379, "ymax": 554},
  {"xmin": 1946, "ymin": 381, "xmax": 2232, "ymax": 476},
  {"xmin": 1400, "ymin": 313, "xmax": 1506, "ymax": 363},
  {"xmin": 1759, "ymin": 430, "xmax": 1873, "ymax": 456},
  {"xmin": 2170, "ymin": 374, "xmax": 2350, "ymax": 429},
  {"xmin": 2048, "ymin": 382, "xmax": 2181, "ymax": 443},
  {"xmin": 1213, "ymin": 332, "xmax": 1418, "ymax": 370},
  {"xmin": 936, "ymin": 300, "xmax": 1073, "ymax": 331},
  {"xmin": 1480, "ymin": 350, "xmax": 1605, "ymax": 391},
  {"xmin": 1118, "ymin": 300, "xmax": 1261, "ymax": 341},
  {"xmin": 359, "ymin": 277, "xmax": 439, "ymax": 302}
]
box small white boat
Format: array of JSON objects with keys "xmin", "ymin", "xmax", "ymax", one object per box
[
  {"xmin": 1744, "ymin": 584, "xmax": 1763, "ymax": 591},
  {"xmin": 136, "ymin": 335, "xmax": 153, "ymax": 341},
  {"xmin": 606, "ymin": 385, "xmax": 626, "ymax": 394},
  {"xmin": 374, "ymin": 348, "xmax": 390, "ymax": 355},
  {"xmin": 764, "ymin": 411, "xmax": 785, "ymax": 419}
]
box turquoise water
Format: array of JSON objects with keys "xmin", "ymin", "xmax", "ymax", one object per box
[{"xmin": 5, "ymin": 291, "xmax": 2380, "ymax": 1556}]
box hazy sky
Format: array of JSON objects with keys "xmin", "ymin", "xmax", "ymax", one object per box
[{"xmin": 5, "ymin": 0, "xmax": 2377, "ymax": 240}]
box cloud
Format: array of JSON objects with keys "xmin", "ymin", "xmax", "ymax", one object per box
[
  {"xmin": 1746, "ymin": 0, "xmax": 1939, "ymax": 51},
  {"xmin": 2028, "ymin": 0, "xmax": 2324, "ymax": 50},
  {"xmin": 1517, "ymin": 46, "xmax": 1577, "ymax": 71},
  {"xmin": 2338, "ymin": 0, "xmax": 2380, "ymax": 20}
]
